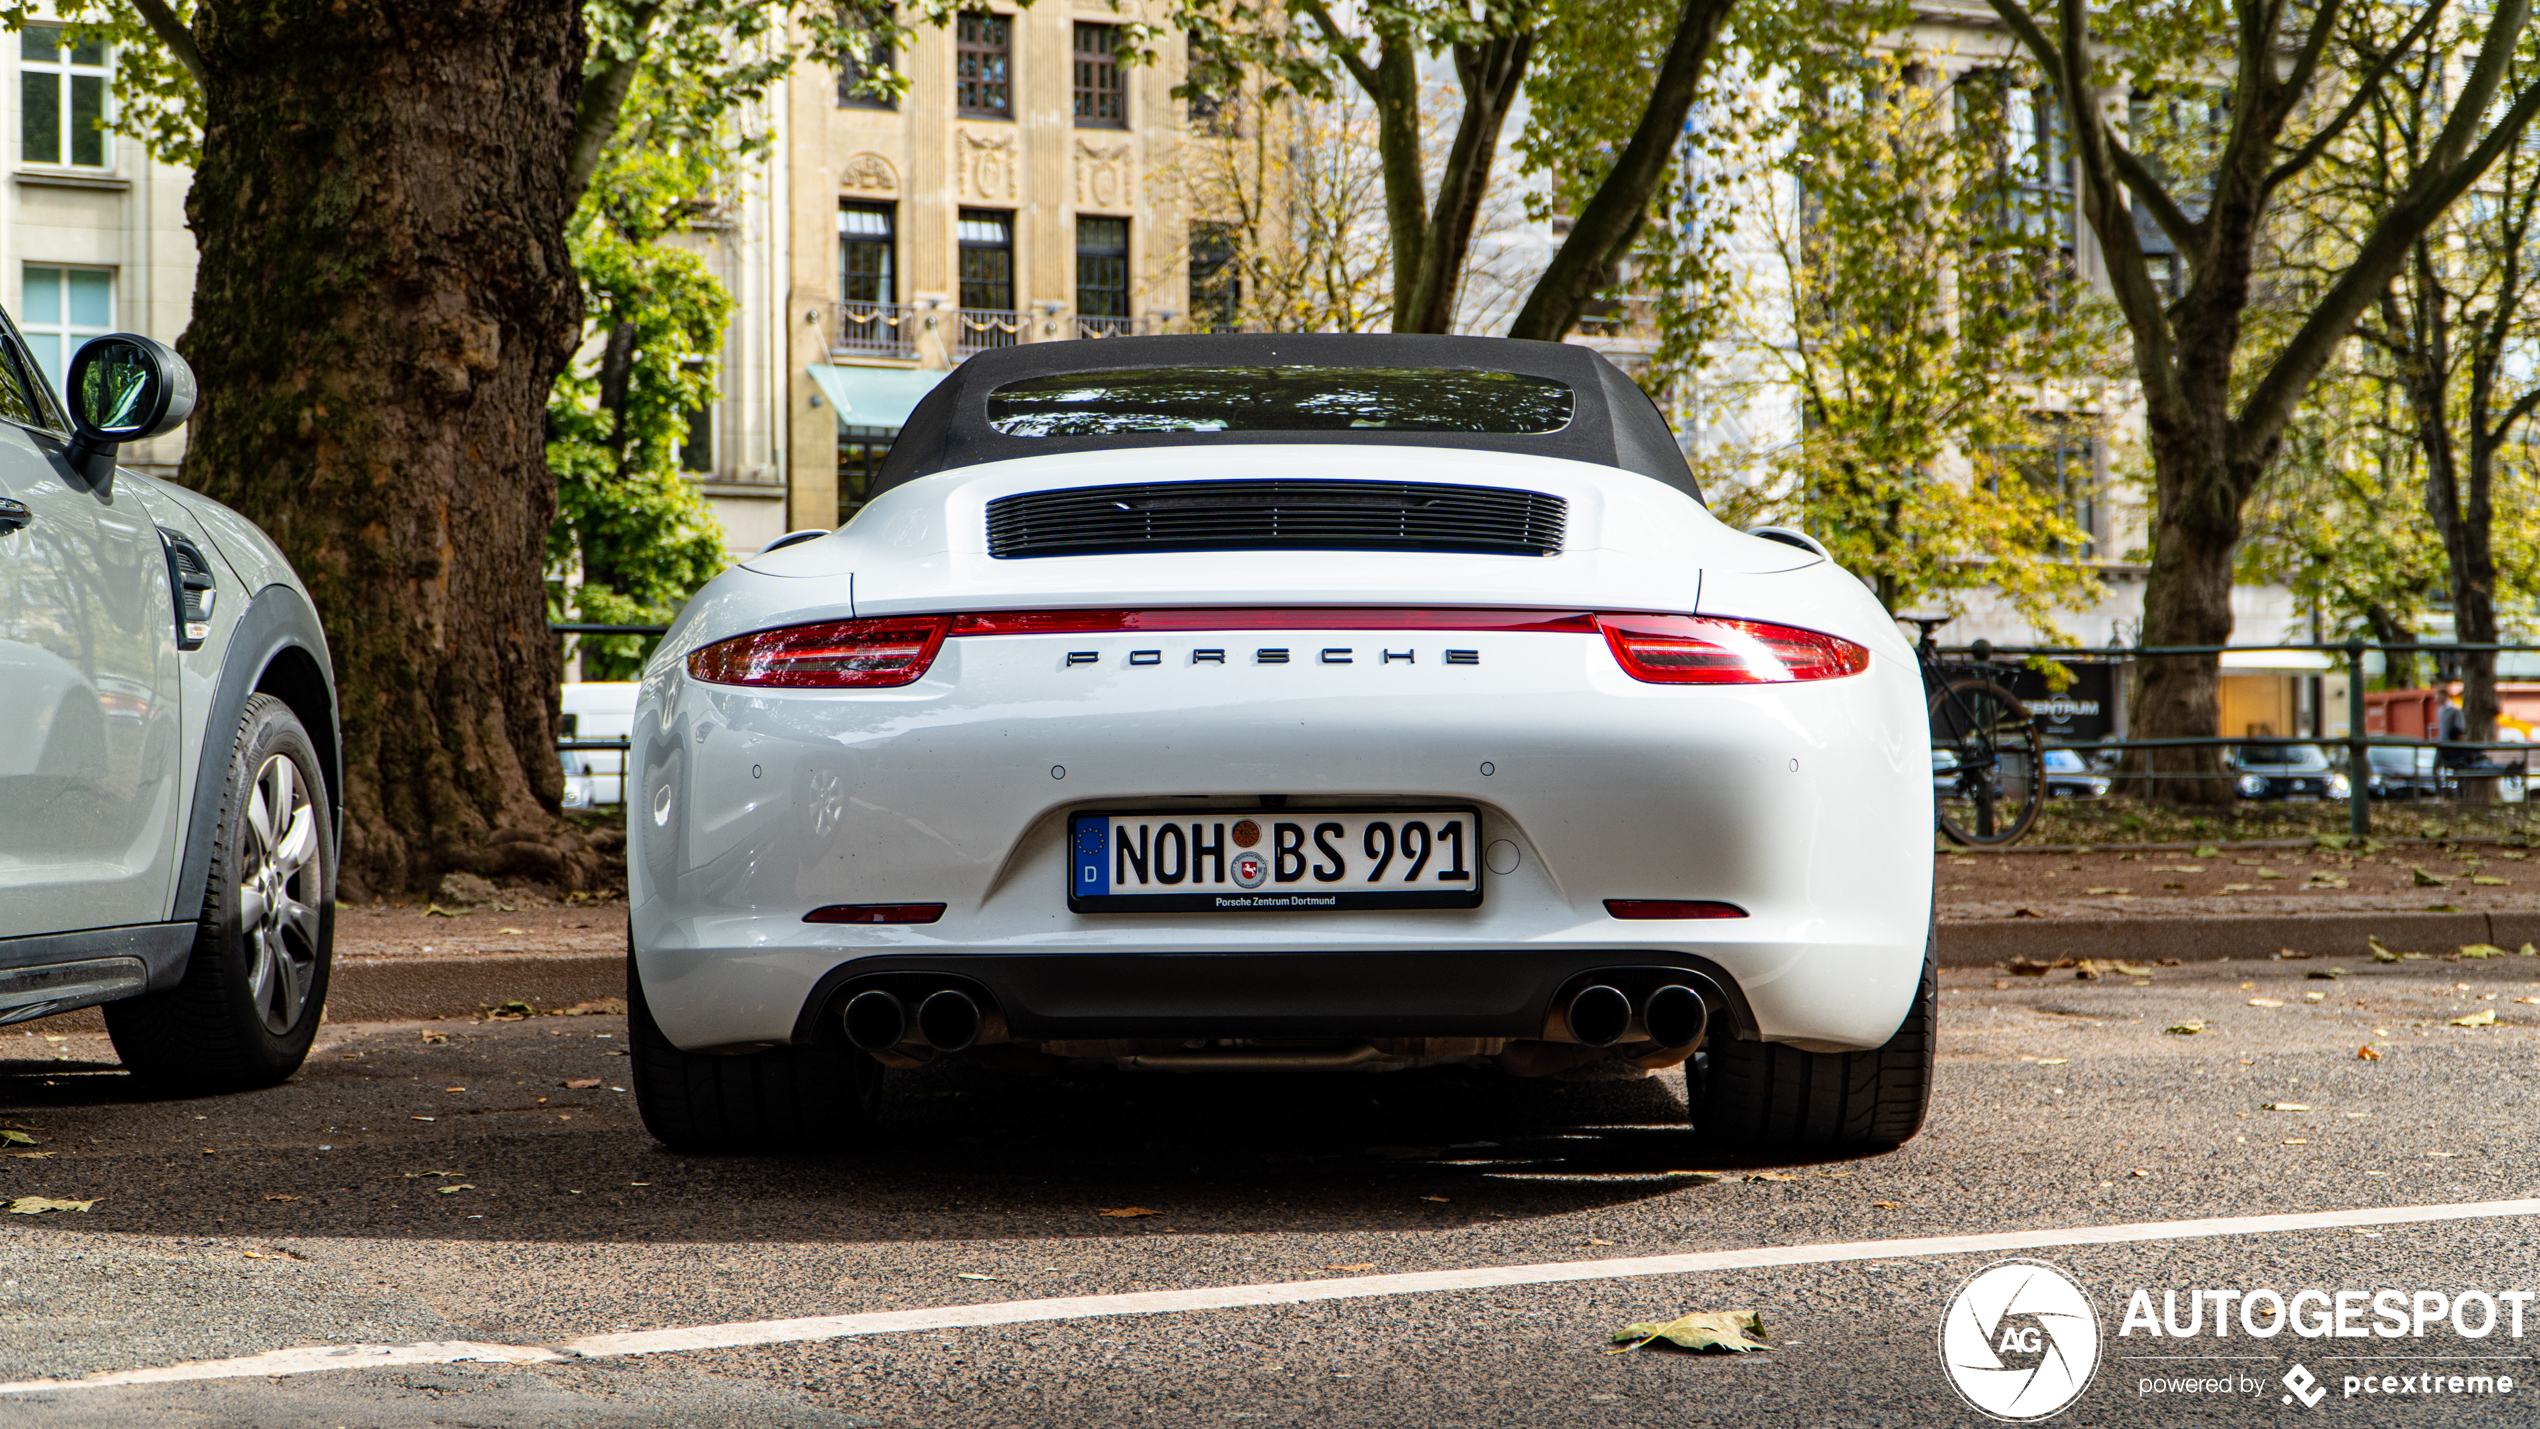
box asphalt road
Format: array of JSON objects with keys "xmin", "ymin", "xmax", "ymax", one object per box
[{"xmin": 4, "ymin": 956, "xmax": 2540, "ymax": 1427}]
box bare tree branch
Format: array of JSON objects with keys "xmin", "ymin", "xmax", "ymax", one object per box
[
  {"xmin": 127, "ymin": 0, "xmax": 205, "ymax": 91},
  {"xmin": 2265, "ymin": 0, "xmax": 2447, "ymax": 195}
]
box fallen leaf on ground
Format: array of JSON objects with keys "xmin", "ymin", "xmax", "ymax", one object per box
[
  {"xmin": 4, "ymin": 1151, "xmax": 53, "ymax": 1160},
  {"xmin": 2129, "ymin": 1168, "xmax": 2151, "ymax": 1177},
  {"xmin": 558, "ymin": 999, "xmax": 627, "ymax": 1016},
  {"xmin": 2411, "ymin": 867, "xmax": 2450, "ymax": 887},
  {"xmin": 2358, "ymin": 1046, "xmax": 2382, "ymax": 1061},
  {"xmin": 264, "ymin": 1194, "xmax": 300, "ymax": 1202},
  {"xmin": 1420, "ymin": 1194, "xmax": 1452, "ymax": 1202},
  {"xmin": 1586, "ymin": 1238, "xmax": 1615, "ymax": 1246},
  {"xmin": 1612, "ymin": 1310, "xmax": 1771, "ymax": 1354},
  {"xmin": 444, "ymin": 1086, "xmax": 466, "ymax": 1093},
  {"xmin": 2514, "ymin": 997, "xmax": 2540, "ymax": 1005},
  {"xmin": 2263, "ymin": 1103, "xmax": 2312, "ymax": 1111},
  {"xmin": 437, "ymin": 1184, "xmax": 474, "ymax": 1195},
  {"xmin": 2308, "ymin": 968, "xmax": 2346, "ymax": 979},
  {"xmin": 6, "ymin": 1197, "xmax": 91, "ymax": 1214},
  {"xmin": 2450, "ymin": 1010, "xmax": 2498, "ymax": 1027},
  {"xmin": 2075, "ymin": 962, "xmax": 2103, "ymax": 981},
  {"xmin": 1327, "ymin": 1263, "xmax": 1377, "ymax": 1272},
  {"xmin": 1747, "ymin": 1171, "xmax": 1799, "ymax": 1183},
  {"xmin": 200, "ymin": 1148, "xmax": 216, "ymax": 1156},
  {"xmin": 484, "ymin": 1001, "xmax": 535, "ymax": 1021},
  {"xmin": 2473, "ymin": 877, "xmax": 2508, "ymax": 886},
  {"xmin": 1097, "ymin": 1207, "xmax": 1159, "ymax": 1218},
  {"xmin": 562, "ymin": 1078, "xmax": 601, "ymax": 1089},
  {"xmin": 420, "ymin": 1031, "xmax": 448, "ymax": 1045},
  {"xmin": 423, "ymin": 903, "xmax": 470, "ymax": 917},
  {"xmin": 2109, "ymin": 961, "xmax": 2157, "ymax": 977},
  {"xmin": 1871, "ymin": 1200, "xmax": 1899, "ymax": 1209},
  {"xmin": 2151, "ymin": 864, "xmax": 2204, "ymax": 873},
  {"xmin": 2459, "ymin": 943, "xmax": 2508, "ymax": 958},
  {"xmin": 2282, "ymin": 1138, "xmax": 2309, "ymax": 1145},
  {"xmin": 956, "ymin": 1273, "xmax": 999, "ymax": 1281},
  {"xmin": 410, "ymin": 1116, "xmax": 435, "ymax": 1122},
  {"xmin": 0, "ymin": 1131, "xmax": 35, "ymax": 1148},
  {"xmin": 2248, "ymin": 998, "xmax": 2284, "ymax": 1008},
  {"xmin": 2036, "ymin": 1057, "xmax": 2069, "ymax": 1065},
  {"xmin": 2005, "ymin": 958, "xmax": 2053, "ymax": 976},
  {"xmin": 2305, "ymin": 992, "xmax": 2327, "ymax": 1002},
  {"xmin": 2165, "ymin": 1021, "xmax": 2205, "ymax": 1035},
  {"xmin": 2370, "ymin": 937, "xmax": 2403, "ymax": 963},
  {"xmin": 2194, "ymin": 844, "xmax": 2221, "ymax": 858},
  {"xmin": 499, "ymin": 927, "xmax": 527, "ymax": 935}
]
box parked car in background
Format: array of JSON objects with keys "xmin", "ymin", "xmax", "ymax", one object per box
[
  {"xmin": 2, "ymin": 330, "xmax": 340, "ymax": 1091},
  {"xmin": 2041, "ymin": 748, "xmax": 2111, "ymax": 799},
  {"xmin": 2358, "ymin": 742, "xmax": 2528, "ymax": 802},
  {"xmin": 2227, "ymin": 742, "xmax": 2348, "ymax": 801},
  {"xmin": 559, "ymin": 681, "xmax": 637, "ymax": 809}
]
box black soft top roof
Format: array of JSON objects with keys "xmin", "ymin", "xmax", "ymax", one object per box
[{"xmin": 868, "ymin": 333, "xmax": 1701, "ymax": 503}]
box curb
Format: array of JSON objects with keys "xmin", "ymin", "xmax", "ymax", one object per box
[{"xmin": 1941, "ymin": 909, "xmax": 2540, "ymax": 968}]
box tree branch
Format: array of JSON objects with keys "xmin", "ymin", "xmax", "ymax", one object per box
[
  {"xmin": 2264, "ymin": 0, "xmax": 2445, "ymax": 195},
  {"xmin": 2105, "ymin": 135, "xmax": 2201, "ymax": 252},
  {"xmin": 1298, "ymin": 0, "xmax": 1379, "ymax": 94},
  {"xmin": 126, "ymin": 0, "xmax": 205, "ymax": 91},
  {"xmin": 1506, "ymin": 0, "xmax": 1729, "ymax": 340},
  {"xmin": 2233, "ymin": 63, "xmax": 2540, "ymax": 475},
  {"xmin": 565, "ymin": 0, "xmax": 668, "ymax": 210}
]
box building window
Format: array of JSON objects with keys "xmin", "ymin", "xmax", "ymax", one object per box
[
  {"xmin": 1074, "ymin": 23, "xmax": 1126, "ymax": 127},
  {"xmin": 956, "ymin": 11, "xmax": 1012, "ymax": 119},
  {"xmin": 1186, "ymin": 32, "xmax": 1238, "ymax": 134},
  {"xmin": 20, "ymin": 265, "xmax": 111, "ymax": 397},
  {"xmin": 835, "ymin": 35, "xmax": 898, "ymax": 109},
  {"xmin": 839, "ymin": 426, "xmax": 894, "ymax": 522},
  {"xmin": 839, "ymin": 202, "xmax": 896, "ymax": 304},
  {"xmin": 21, "ymin": 26, "xmax": 107, "ymax": 168},
  {"xmin": 959, "ymin": 209, "xmax": 1015, "ymax": 312},
  {"xmin": 1076, "ymin": 216, "xmax": 1130, "ymax": 334},
  {"xmin": 679, "ymin": 403, "xmax": 713, "ymax": 474},
  {"xmin": 1188, "ymin": 222, "xmax": 1239, "ymax": 331}
]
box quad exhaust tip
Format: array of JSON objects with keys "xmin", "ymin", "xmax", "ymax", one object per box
[
  {"xmin": 844, "ymin": 986, "xmax": 988, "ymax": 1054},
  {"xmin": 1565, "ymin": 984, "xmax": 1633, "ymax": 1047}
]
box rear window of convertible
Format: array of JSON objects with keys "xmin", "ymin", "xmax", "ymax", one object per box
[{"xmin": 984, "ymin": 366, "xmax": 1576, "ymax": 437}]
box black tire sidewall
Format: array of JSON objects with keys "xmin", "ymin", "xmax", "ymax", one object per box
[{"xmin": 203, "ymin": 697, "xmax": 336, "ymax": 1076}]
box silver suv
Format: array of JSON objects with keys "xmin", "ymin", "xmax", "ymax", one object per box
[{"xmin": 1, "ymin": 329, "xmax": 339, "ymax": 1089}]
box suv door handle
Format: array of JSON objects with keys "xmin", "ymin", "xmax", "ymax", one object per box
[{"xmin": 0, "ymin": 498, "xmax": 28, "ymax": 534}]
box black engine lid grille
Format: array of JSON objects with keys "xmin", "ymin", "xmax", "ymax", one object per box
[{"xmin": 986, "ymin": 479, "xmax": 1568, "ymax": 559}]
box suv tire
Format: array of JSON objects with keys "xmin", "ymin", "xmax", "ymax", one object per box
[
  {"xmin": 627, "ymin": 946, "xmax": 882, "ymax": 1153},
  {"xmin": 107, "ymin": 694, "xmax": 334, "ymax": 1091},
  {"xmin": 1694, "ymin": 928, "xmax": 1935, "ymax": 1153}
]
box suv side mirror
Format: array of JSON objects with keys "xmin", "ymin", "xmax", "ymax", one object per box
[{"xmin": 64, "ymin": 333, "xmax": 197, "ymax": 486}]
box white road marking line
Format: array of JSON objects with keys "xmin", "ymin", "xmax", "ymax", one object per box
[{"xmin": 8, "ymin": 1196, "xmax": 2538, "ymax": 1396}]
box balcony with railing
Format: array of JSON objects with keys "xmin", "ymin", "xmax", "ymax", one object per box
[
  {"xmin": 953, "ymin": 308, "xmax": 1027, "ymax": 358},
  {"xmin": 830, "ymin": 301, "xmax": 919, "ymax": 359},
  {"xmin": 1073, "ymin": 314, "xmax": 1141, "ymax": 339}
]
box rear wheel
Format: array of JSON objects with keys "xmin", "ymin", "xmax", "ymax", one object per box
[
  {"xmin": 627, "ymin": 946, "xmax": 883, "ymax": 1153},
  {"xmin": 107, "ymin": 694, "xmax": 333, "ymax": 1092},
  {"xmin": 1694, "ymin": 931, "xmax": 1936, "ymax": 1153}
]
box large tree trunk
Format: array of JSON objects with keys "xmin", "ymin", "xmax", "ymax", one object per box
[
  {"xmin": 182, "ymin": 0, "xmax": 599, "ymax": 899},
  {"xmin": 1400, "ymin": 33, "xmax": 1531, "ymax": 334}
]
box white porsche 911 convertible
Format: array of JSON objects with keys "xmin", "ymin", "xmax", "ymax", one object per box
[{"xmin": 628, "ymin": 335, "xmax": 1935, "ymax": 1155}]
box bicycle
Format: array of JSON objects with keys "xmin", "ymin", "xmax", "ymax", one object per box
[{"xmin": 1905, "ymin": 617, "xmax": 2045, "ymax": 846}]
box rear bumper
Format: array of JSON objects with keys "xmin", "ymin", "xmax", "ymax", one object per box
[{"xmin": 629, "ymin": 621, "xmax": 1934, "ymax": 1053}]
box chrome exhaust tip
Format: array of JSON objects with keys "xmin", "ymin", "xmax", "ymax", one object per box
[
  {"xmin": 1643, "ymin": 984, "xmax": 1707, "ymax": 1049},
  {"xmin": 1565, "ymin": 984, "xmax": 1632, "ymax": 1047},
  {"xmin": 916, "ymin": 988, "xmax": 983, "ymax": 1053},
  {"xmin": 842, "ymin": 989, "xmax": 908, "ymax": 1053}
]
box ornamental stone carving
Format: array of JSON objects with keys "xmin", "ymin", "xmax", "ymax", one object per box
[
  {"xmin": 839, "ymin": 152, "xmax": 898, "ymax": 194},
  {"xmin": 1074, "ymin": 140, "xmax": 1134, "ymax": 208},
  {"xmin": 959, "ymin": 131, "xmax": 1020, "ymax": 201}
]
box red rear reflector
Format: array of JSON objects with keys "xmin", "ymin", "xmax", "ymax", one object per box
[
  {"xmin": 1596, "ymin": 615, "xmax": 1867, "ymax": 685},
  {"xmin": 947, "ymin": 608, "xmax": 1598, "ymax": 636},
  {"xmin": 1604, "ymin": 899, "xmax": 1747, "ymax": 920},
  {"xmin": 804, "ymin": 903, "xmax": 947, "ymax": 924},
  {"xmin": 688, "ymin": 616, "xmax": 951, "ymax": 688}
]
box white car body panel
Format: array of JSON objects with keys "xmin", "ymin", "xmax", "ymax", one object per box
[{"xmin": 631, "ymin": 446, "xmax": 1933, "ymax": 1057}]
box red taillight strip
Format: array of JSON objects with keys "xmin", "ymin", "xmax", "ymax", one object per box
[
  {"xmin": 946, "ymin": 607, "xmax": 1600, "ymax": 636},
  {"xmin": 804, "ymin": 903, "xmax": 947, "ymax": 924},
  {"xmin": 1605, "ymin": 899, "xmax": 1748, "ymax": 920}
]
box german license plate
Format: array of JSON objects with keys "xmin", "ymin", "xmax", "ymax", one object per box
[{"xmin": 1069, "ymin": 809, "xmax": 1484, "ymax": 912}]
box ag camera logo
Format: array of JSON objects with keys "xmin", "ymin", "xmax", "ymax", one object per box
[{"xmin": 1940, "ymin": 1259, "xmax": 2102, "ymax": 1420}]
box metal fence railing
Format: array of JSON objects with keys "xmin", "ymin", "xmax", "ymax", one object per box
[{"xmin": 1941, "ymin": 638, "xmax": 2540, "ymax": 839}]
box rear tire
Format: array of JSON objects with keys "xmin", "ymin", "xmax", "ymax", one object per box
[
  {"xmin": 627, "ymin": 945, "xmax": 882, "ymax": 1153},
  {"xmin": 1694, "ymin": 930, "xmax": 1936, "ymax": 1153},
  {"xmin": 107, "ymin": 694, "xmax": 334, "ymax": 1092}
]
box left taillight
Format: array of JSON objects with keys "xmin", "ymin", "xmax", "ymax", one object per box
[
  {"xmin": 686, "ymin": 616, "xmax": 952, "ymax": 689},
  {"xmin": 1597, "ymin": 614, "xmax": 1869, "ymax": 685}
]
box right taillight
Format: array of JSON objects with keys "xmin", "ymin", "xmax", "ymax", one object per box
[
  {"xmin": 687, "ymin": 616, "xmax": 951, "ymax": 689},
  {"xmin": 1596, "ymin": 614, "xmax": 1868, "ymax": 684}
]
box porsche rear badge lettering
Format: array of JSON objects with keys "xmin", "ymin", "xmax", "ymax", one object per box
[{"xmin": 1073, "ymin": 646, "xmax": 1481, "ymax": 668}]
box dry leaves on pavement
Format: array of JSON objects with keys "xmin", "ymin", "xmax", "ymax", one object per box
[
  {"xmin": 7, "ymin": 1197, "xmax": 92, "ymax": 1214},
  {"xmin": 1097, "ymin": 1207, "xmax": 1158, "ymax": 1218},
  {"xmin": 2358, "ymin": 1045, "xmax": 2383, "ymax": 1061},
  {"xmin": 0, "ymin": 1130, "xmax": 35, "ymax": 1148},
  {"xmin": 1611, "ymin": 1310, "xmax": 1772, "ymax": 1354},
  {"xmin": 2166, "ymin": 1022, "xmax": 2205, "ymax": 1035},
  {"xmin": 2450, "ymin": 1010, "xmax": 2498, "ymax": 1027},
  {"xmin": 2263, "ymin": 1103, "xmax": 2312, "ymax": 1111},
  {"xmin": 563, "ymin": 1079, "xmax": 601, "ymax": 1089}
]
